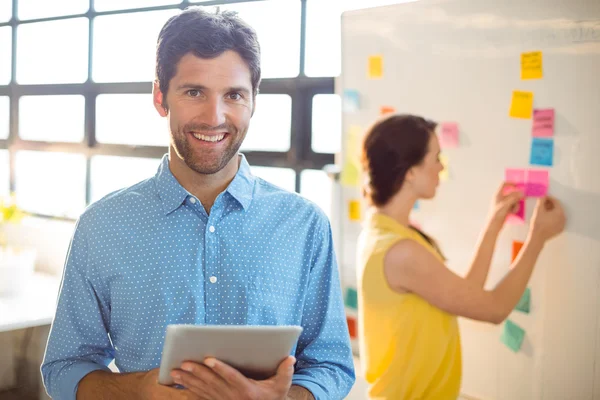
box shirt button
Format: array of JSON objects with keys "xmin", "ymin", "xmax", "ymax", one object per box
[
  {"xmin": 190, "ymin": 198, "xmax": 196, "ymax": 204},
  {"xmin": 209, "ymin": 276, "xmax": 217, "ymax": 284},
  {"xmin": 209, "ymin": 226, "xmax": 215, "ymax": 233}
]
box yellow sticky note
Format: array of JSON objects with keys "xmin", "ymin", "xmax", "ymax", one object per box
[
  {"xmin": 368, "ymin": 55, "xmax": 383, "ymax": 79},
  {"xmin": 509, "ymin": 91, "xmax": 534, "ymax": 119},
  {"xmin": 439, "ymin": 154, "xmax": 449, "ymax": 181},
  {"xmin": 341, "ymin": 160, "xmax": 360, "ymax": 187},
  {"xmin": 348, "ymin": 200, "xmax": 362, "ymax": 221},
  {"xmin": 521, "ymin": 51, "xmax": 543, "ymax": 80},
  {"xmin": 341, "ymin": 125, "xmax": 362, "ymax": 187}
]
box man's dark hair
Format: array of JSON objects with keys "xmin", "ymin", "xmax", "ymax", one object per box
[{"xmin": 155, "ymin": 6, "xmax": 261, "ymax": 103}]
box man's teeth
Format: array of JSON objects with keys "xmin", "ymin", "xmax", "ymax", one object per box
[{"xmin": 192, "ymin": 133, "xmax": 225, "ymax": 142}]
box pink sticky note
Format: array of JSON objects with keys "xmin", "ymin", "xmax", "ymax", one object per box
[
  {"xmin": 440, "ymin": 122, "xmax": 459, "ymax": 148},
  {"xmin": 532, "ymin": 108, "xmax": 555, "ymax": 138},
  {"xmin": 526, "ymin": 169, "xmax": 549, "ymax": 197},
  {"xmin": 505, "ymin": 168, "xmax": 526, "ymax": 193},
  {"xmin": 507, "ymin": 199, "xmax": 526, "ymax": 225}
]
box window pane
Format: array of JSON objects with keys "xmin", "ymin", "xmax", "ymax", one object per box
[
  {"xmin": 312, "ymin": 94, "xmax": 341, "ymax": 154},
  {"xmin": 241, "ymin": 94, "xmax": 291, "ymax": 152},
  {"xmin": 96, "ymin": 94, "xmax": 169, "ymax": 146},
  {"xmin": 90, "ymin": 156, "xmax": 160, "ymax": 202},
  {"xmin": 250, "ymin": 166, "xmax": 295, "ymax": 193},
  {"xmin": 0, "ymin": 27, "xmax": 11, "ymax": 85},
  {"xmin": 305, "ymin": 0, "xmax": 412, "ymax": 77},
  {"xmin": 0, "ymin": 150, "xmax": 9, "ymax": 197},
  {"xmin": 18, "ymin": 0, "xmax": 88, "ymax": 21},
  {"xmin": 15, "ymin": 151, "xmax": 86, "ymax": 218},
  {"xmin": 17, "ymin": 18, "xmax": 88, "ymax": 84},
  {"xmin": 300, "ymin": 169, "xmax": 332, "ymax": 219},
  {"xmin": 94, "ymin": 0, "xmax": 182, "ymax": 12},
  {"xmin": 215, "ymin": 1, "xmax": 301, "ymax": 78},
  {"xmin": 93, "ymin": 10, "xmax": 178, "ymax": 83},
  {"xmin": 0, "ymin": 1, "xmax": 11, "ymax": 22},
  {"xmin": 0, "ymin": 96, "xmax": 8, "ymax": 140},
  {"xmin": 19, "ymin": 95, "xmax": 84, "ymax": 142}
]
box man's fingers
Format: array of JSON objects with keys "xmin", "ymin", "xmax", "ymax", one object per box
[
  {"xmin": 273, "ymin": 356, "xmax": 296, "ymax": 386},
  {"xmin": 202, "ymin": 357, "xmax": 250, "ymax": 389}
]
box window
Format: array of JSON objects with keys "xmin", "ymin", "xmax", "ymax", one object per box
[
  {"xmin": 0, "ymin": 150, "xmax": 8, "ymax": 197},
  {"xmin": 19, "ymin": 95, "xmax": 85, "ymax": 142},
  {"xmin": 0, "ymin": 27, "xmax": 11, "ymax": 85},
  {"xmin": 0, "ymin": 97, "xmax": 8, "ymax": 140},
  {"xmin": 15, "ymin": 151, "xmax": 86, "ymax": 218},
  {"xmin": 0, "ymin": 2, "xmax": 11, "ymax": 23},
  {"xmin": 216, "ymin": 0, "xmax": 301, "ymax": 79},
  {"xmin": 241, "ymin": 94, "xmax": 292, "ymax": 152},
  {"xmin": 92, "ymin": 10, "xmax": 179, "ymax": 83},
  {"xmin": 17, "ymin": 18, "xmax": 89, "ymax": 84},
  {"xmin": 300, "ymin": 169, "xmax": 332, "ymax": 218},
  {"xmin": 18, "ymin": 0, "xmax": 88, "ymax": 21},
  {"xmin": 90, "ymin": 156, "xmax": 161, "ymax": 202},
  {"xmin": 251, "ymin": 166, "xmax": 296, "ymax": 193},
  {"xmin": 94, "ymin": 0, "xmax": 183, "ymax": 12},
  {"xmin": 312, "ymin": 94, "xmax": 341, "ymax": 154},
  {"xmin": 305, "ymin": 0, "xmax": 412, "ymax": 77},
  {"xmin": 96, "ymin": 94, "xmax": 169, "ymax": 147}
]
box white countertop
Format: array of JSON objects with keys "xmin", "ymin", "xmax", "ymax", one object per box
[{"xmin": 0, "ymin": 273, "xmax": 61, "ymax": 333}]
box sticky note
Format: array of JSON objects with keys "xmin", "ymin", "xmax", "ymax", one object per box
[
  {"xmin": 501, "ymin": 319, "xmax": 526, "ymax": 352},
  {"xmin": 345, "ymin": 287, "xmax": 358, "ymax": 310},
  {"xmin": 341, "ymin": 161, "xmax": 360, "ymax": 187},
  {"xmin": 341, "ymin": 125, "xmax": 362, "ymax": 187},
  {"xmin": 346, "ymin": 316, "xmax": 357, "ymax": 339},
  {"xmin": 509, "ymin": 91, "xmax": 534, "ymax": 119},
  {"xmin": 343, "ymin": 89, "xmax": 360, "ymax": 112},
  {"xmin": 507, "ymin": 199, "xmax": 525, "ymax": 225},
  {"xmin": 511, "ymin": 241, "xmax": 524, "ymax": 263},
  {"xmin": 532, "ymin": 108, "xmax": 555, "ymax": 137},
  {"xmin": 525, "ymin": 169, "xmax": 549, "ymax": 197},
  {"xmin": 530, "ymin": 138, "xmax": 554, "ymax": 166},
  {"xmin": 368, "ymin": 55, "xmax": 383, "ymax": 79},
  {"xmin": 515, "ymin": 287, "xmax": 531, "ymax": 314},
  {"xmin": 521, "ymin": 51, "xmax": 543, "ymax": 80},
  {"xmin": 380, "ymin": 105, "xmax": 396, "ymax": 116},
  {"xmin": 439, "ymin": 154, "xmax": 449, "ymax": 181},
  {"xmin": 440, "ymin": 122, "xmax": 459, "ymax": 148},
  {"xmin": 505, "ymin": 168, "xmax": 526, "ymax": 193},
  {"xmin": 348, "ymin": 200, "xmax": 361, "ymax": 221},
  {"xmin": 413, "ymin": 201, "xmax": 420, "ymax": 210}
]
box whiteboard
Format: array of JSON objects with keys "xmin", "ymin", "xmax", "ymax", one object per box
[{"xmin": 337, "ymin": 1, "xmax": 600, "ymax": 399}]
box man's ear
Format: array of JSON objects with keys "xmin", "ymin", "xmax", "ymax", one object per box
[{"xmin": 152, "ymin": 81, "xmax": 168, "ymax": 117}]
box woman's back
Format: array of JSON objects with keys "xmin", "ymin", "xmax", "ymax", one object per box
[{"xmin": 357, "ymin": 211, "xmax": 462, "ymax": 399}]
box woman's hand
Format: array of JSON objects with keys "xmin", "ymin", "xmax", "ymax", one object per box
[{"xmin": 489, "ymin": 182, "xmax": 525, "ymax": 226}]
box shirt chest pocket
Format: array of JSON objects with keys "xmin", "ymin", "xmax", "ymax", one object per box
[{"xmin": 246, "ymin": 268, "xmax": 305, "ymax": 326}]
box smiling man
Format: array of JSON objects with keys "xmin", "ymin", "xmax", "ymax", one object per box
[{"xmin": 41, "ymin": 7, "xmax": 354, "ymax": 400}]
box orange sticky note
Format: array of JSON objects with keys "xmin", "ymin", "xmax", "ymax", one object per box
[
  {"xmin": 348, "ymin": 200, "xmax": 361, "ymax": 221},
  {"xmin": 368, "ymin": 55, "xmax": 383, "ymax": 79},
  {"xmin": 346, "ymin": 316, "xmax": 357, "ymax": 339},
  {"xmin": 380, "ymin": 105, "xmax": 395, "ymax": 116},
  {"xmin": 521, "ymin": 51, "xmax": 543, "ymax": 80},
  {"xmin": 512, "ymin": 241, "xmax": 524, "ymax": 264},
  {"xmin": 509, "ymin": 90, "xmax": 534, "ymax": 119}
]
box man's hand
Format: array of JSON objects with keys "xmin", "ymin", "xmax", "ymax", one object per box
[{"xmin": 171, "ymin": 356, "xmax": 296, "ymax": 400}]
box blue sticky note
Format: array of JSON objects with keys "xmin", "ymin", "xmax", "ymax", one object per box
[
  {"xmin": 501, "ymin": 319, "xmax": 525, "ymax": 352},
  {"xmin": 413, "ymin": 201, "xmax": 420, "ymax": 210},
  {"xmin": 343, "ymin": 89, "xmax": 360, "ymax": 112},
  {"xmin": 345, "ymin": 287, "xmax": 358, "ymax": 310},
  {"xmin": 515, "ymin": 287, "xmax": 530, "ymax": 313},
  {"xmin": 530, "ymin": 138, "xmax": 554, "ymax": 166}
]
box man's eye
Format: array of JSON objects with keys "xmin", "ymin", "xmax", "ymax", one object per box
[
  {"xmin": 228, "ymin": 93, "xmax": 242, "ymax": 101},
  {"xmin": 188, "ymin": 89, "xmax": 200, "ymax": 97}
]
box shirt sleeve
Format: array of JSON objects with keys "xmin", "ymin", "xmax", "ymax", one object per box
[
  {"xmin": 41, "ymin": 216, "xmax": 114, "ymax": 400},
  {"xmin": 292, "ymin": 214, "xmax": 356, "ymax": 400}
]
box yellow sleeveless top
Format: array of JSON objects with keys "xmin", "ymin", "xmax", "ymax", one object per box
[{"xmin": 356, "ymin": 212, "xmax": 462, "ymax": 399}]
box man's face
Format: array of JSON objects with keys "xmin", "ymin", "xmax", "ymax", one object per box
[{"xmin": 153, "ymin": 51, "xmax": 254, "ymax": 175}]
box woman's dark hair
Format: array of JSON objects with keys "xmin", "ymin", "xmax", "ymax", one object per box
[
  {"xmin": 360, "ymin": 114, "xmax": 445, "ymax": 258},
  {"xmin": 155, "ymin": 7, "xmax": 261, "ymax": 105}
]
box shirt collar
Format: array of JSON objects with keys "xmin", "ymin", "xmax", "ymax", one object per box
[{"xmin": 154, "ymin": 153, "xmax": 255, "ymax": 215}]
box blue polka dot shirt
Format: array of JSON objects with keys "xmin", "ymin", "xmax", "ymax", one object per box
[{"xmin": 41, "ymin": 154, "xmax": 355, "ymax": 400}]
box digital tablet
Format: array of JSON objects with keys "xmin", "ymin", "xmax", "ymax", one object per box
[{"xmin": 158, "ymin": 324, "xmax": 303, "ymax": 386}]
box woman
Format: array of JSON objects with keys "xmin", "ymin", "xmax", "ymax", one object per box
[{"xmin": 356, "ymin": 114, "xmax": 566, "ymax": 399}]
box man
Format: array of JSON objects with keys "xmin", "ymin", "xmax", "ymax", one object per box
[{"xmin": 41, "ymin": 7, "xmax": 354, "ymax": 400}]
